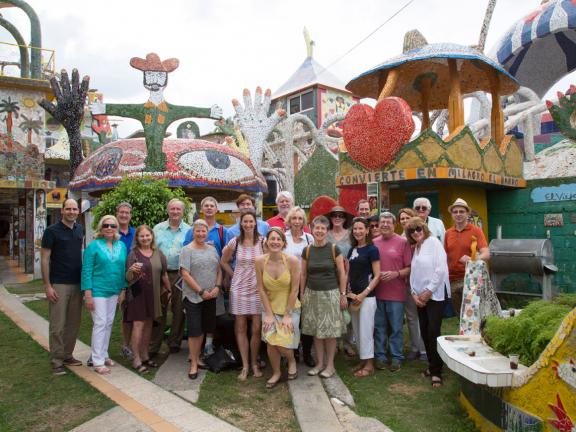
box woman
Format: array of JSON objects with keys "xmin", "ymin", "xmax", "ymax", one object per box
[
  {"xmin": 398, "ymin": 207, "xmax": 426, "ymax": 361},
  {"xmin": 82, "ymin": 215, "xmax": 127, "ymax": 375},
  {"xmin": 180, "ymin": 219, "xmax": 222, "ymax": 379},
  {"xmin": 285, "ymin": 206, "xmax": 315, "ymax": 367},
  {"xmin": 405, "ymin": 217, "xmax": 451, "ymax": 388},
  {"xmin": 256, "ymin": 228, "xmax": 301, "ymax": 388},
  {"xmin": 123, "ymin": 225, "xmax": 170, "ymax": 373},
  {"xmin": 221, "ymin": 210, "xmax": 264, "ymax": 381},
  {"xmin": 347, "ymin": 217, "xmax": 380, "ymax": 377},
  {"xmin": 301, "ymin": 215, "xmax": 347, "ymax": 378}
]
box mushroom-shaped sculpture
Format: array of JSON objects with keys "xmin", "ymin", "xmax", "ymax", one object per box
[
  {"xmin": 69, "ymin": 139, "xmax": 267, "ymax": 195},
  {"xmin": 346, "ymin": 42, "xmax": 519, "ymax": 142}
]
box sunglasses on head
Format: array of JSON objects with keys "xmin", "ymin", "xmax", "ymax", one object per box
[
  {"xmin": 407, "ymin": 226, "xmax": 423, "ymax": 234},
  {"xmin": 102, "ymin": 223, "xmax": 117, "ymax": 229},
  {"xmin": 414, "ymin": 206, "xmax": 428, "ymax": 211}
]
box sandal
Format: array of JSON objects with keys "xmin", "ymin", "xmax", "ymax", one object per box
[
  {"xmin": 307, "ymin": 367, "xmax": 322, "ymax": 376},
  {"xmin": 266, "ymin": 378, "xmax": 280, "ymax": 389},
  {"xmin": 352, "ymin": 363, "xmax": 365, "ymax": 373},
  {"xmin": 143, "ymin": 359, "xmax": 159, "ymax": 368},
  {"xmin": 354, "ymin": 368, "xmax": 374, "ymax": 378},
  {"xmin": 431, "ymin": 376, "xmax": 443, "ymax": 388},
  {"xmin": 344, "ymin": 347, "xmax": 357, "ymax": 357},
  {"xmin": 104, "ymin": 359, "xmax": 116, "ymax": 367},
  {"xmin": 94, "ymin": 366, "xmax": 111, "ymax": 375},
  {"xmin": 287, "ymin": 370, "xmax": 298, "ymax": 380},
  {"xmin": 133, "ymin": 364, "xmax": 149, "ymax": 374},
  {"xmin": 238, "ymin": 368, "xmax": 249, "ymax": 381},
  {"xmin": 320, "ymin": 369, "xmax": 335, "ymax": 379},
  {"xmin": 252, "ymin": 364, "xmax": 263, "ymax": 378}
]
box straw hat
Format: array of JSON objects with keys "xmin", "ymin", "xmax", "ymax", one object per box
[
  {"xmin": 325, "ymin": 205, "xmax": 354, "ymax": 228},
  {"xmin": 448, "ymin": 198, "xmax": 470, "ymax": 213}
]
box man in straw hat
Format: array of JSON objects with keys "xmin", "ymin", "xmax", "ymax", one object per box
[
  {"xmin": 90, "ymin": 52, "xmax": 223, "ymax": 171},
  {"xmin": 444, "ymin": 198, "xmax": 490, "ymax": 317}
]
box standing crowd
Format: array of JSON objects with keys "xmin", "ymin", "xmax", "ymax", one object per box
[{"xmin": 41, "ymin": 192, "xmax": 488, "ymax": 389}]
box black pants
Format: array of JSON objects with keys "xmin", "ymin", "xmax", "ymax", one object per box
[{"xmin": 417, "ymin": 299, "xmax": 445, "ymax": 377}]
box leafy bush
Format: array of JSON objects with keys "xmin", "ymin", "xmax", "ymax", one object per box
[
  {"xmin": 92, "ymin": 176, "xmax": 191, "ymax": 229},
  {"xmin": 483, "ymin": 294, "xmax": 576, "ymax": 366}
]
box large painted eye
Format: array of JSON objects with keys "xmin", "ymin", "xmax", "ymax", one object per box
[{"xmin": 177, "ymin": 149, "xmax": 254, "ymax": 183}]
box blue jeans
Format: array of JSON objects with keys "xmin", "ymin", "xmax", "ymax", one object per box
[{"xmin": 374, "ymin": 300, "xmax": 405, "ymax": 363}]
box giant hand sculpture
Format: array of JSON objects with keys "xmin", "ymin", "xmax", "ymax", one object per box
[
  {"xmin": 39, "ymin": 69, "xmax": 90, "ymax": 174},
  {"xmin": 232, "ymin": 87, "xmax": 285, "ymax": 171}
]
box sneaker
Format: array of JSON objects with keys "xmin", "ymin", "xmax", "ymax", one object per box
[
  {"xmin": 419, "ymin": 353, "xmax": 428, "ymax": 362},
  {"xmin": 203, "ymin": 344, "xmax": 215, "ymax": 357},
  {"xmin": 375, "ymin": 359, "xmax": 388, "ymax": 370},
  {"xmin": 406, "ymin": 351, "xmax": 419, "ymax": 361},
  {"xmin": 52, "ymin": 366, "xmax": 67, "ymax": 376},
  {"xmin": 63, "ymin": 357, "xmax": 82, "ymax": 366},
  {"xmin": 389, "ymin": 362, "xmax": 401, "ymax": 372},
  {"xmin": 121, "ymin": 345, "xmax": 133, "ymax": 360}
]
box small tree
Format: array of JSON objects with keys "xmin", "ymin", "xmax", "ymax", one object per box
[{"xmin": 92, "ymin": 176, "xmax": 191, "ymax": 229}]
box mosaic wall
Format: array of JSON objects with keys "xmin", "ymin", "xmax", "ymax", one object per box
[{"xmin": 318, "ymin": 88, "xmax": 358, "ymax": 138}]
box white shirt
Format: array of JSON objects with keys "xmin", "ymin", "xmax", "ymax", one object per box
[
  {"xmin": 410, "ymin": 236, "xmax": 451, "ymax": 301},
  {"xmin": 285, "ymin": 230, "xmax": 314, "ymax": 268},
  {"xmin": 426, "ymin": 216, "xmax": 446, "ymax": 244}
]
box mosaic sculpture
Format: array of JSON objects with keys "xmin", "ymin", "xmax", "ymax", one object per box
[
  {"xmin": 547, "ymin": 86, "xmax": 576, "ymax": 142},
  {"xmin": 90, "ymin": 53, "xmax": 223, "ymax": 171},
  {"xmin": 39, "ymin": 68, "xmax": 90, "ymax": 174}
]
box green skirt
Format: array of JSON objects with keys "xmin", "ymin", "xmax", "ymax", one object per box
[{"xmin": 301, "ymin": 288, "xmax": 346, "ymax": 338}]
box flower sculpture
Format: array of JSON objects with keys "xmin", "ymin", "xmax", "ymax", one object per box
[{"xmin": 547, "ymin": 85, "xmax": 576, "ymax": 142}]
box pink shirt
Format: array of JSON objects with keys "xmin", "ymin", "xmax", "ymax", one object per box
[{"xmin": 373, "ymin": 234, "xmax": 412, "ymax": 301}]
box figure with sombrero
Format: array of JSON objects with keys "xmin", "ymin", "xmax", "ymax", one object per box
[{"xmin": 90, "ymin": 53, "xmax": 223, "ymax": 171}]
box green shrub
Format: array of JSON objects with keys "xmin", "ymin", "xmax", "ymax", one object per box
[
  {"xmin": 483, "ymin": 294, "xmax": 576, "ymax": 365},
  {"xmin": 92, "ymin": 176, "xmax": 191, "ymax": 229}
]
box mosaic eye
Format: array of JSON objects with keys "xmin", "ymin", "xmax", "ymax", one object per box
[{"xmin": 177, "ymin": 149, "xmax": 254, "ymax": 182}]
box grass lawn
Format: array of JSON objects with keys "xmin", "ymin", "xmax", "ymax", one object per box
[
  {"xmin": 25, "ymin": 299, "xmax": 167, "ymax": 379},
  {"xmin": 4, "ymin": 279, "xmax": 44, "ymax": 295},
  {"xmin": 196, "ymin": 367, "xmax": 299, "ymax": 432},
  {"xmin": 0, "ymin": 310, "xmax": 115, "ymax": 432},
  {"xmin": 335, "ymin": 317, "xmax": 478, "ymax": 432}
]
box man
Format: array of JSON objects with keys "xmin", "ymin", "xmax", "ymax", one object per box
[
  {"xmin": 444, "ymin": 198, "xmax": 490, "ymax": 317},
  {"xmin": 356, "ymin": 199, "xmax": 371, "ymax": 218},
  {"xmin": 116, "ymin": 202, "xmax": 135, "ymax": 360},
  {"xmin": 183, "ymin": 196, "xmax": 229, "ymax": 356},
  {"xmin": 152, "ymin": 198, "xmax": 191, "ymax": 354},
  {"xmin": 413, "ymin": 197, "xmax": 445, "ymax": 243},
  {"xmin": 372, "ymin": 212, "xmax": 412, "ymax": 372},
  {"xmin": 226, "ymin": 194, "xmax": 269, "ymax": 243},
  {"xmin": 41, "ymin": 199, "xmax": 84, "ymax": 375},
  {"xmin": 368, "ymin": 215, "xmax": 380, "ymax": 238},
  {"xmin": 266, "ymin": 191, "xmax": 309, "ymax": 232}
]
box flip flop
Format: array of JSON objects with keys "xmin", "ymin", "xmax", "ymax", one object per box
[
  {"xmin": 287, "ymin": 370, "xmax": 298, "ymax": 380},
  {"xmin": 431, "ymin": 376, "xmax": 443, "ymax": 388},
  {"xmin": 143, "ymin": 359, "xmax": 159, "ymax": 368},
  {"xmin": 133, "ymin": 364, "xmax": 149, "ymax": 374},
  {"xmin": 266, "ymin": 379, "xmax": 280, "ymax": 389},
  {"xmin": 354, "ymin": 368, "xmax": 374, "ymax": 378}
]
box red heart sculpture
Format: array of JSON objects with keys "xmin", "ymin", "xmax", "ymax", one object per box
[{"xmin": 343, "ymin": 97, "xmax": 414, "ymax": 170}]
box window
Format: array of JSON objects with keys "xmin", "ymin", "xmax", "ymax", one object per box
[{"xmin": 289, "ymin": 90, "xmax": 314, "ymax": 114}]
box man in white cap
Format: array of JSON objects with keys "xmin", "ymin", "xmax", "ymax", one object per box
[
  {"xmin": 444, "ymin": 198, "xmax": 490, "ymax": 317},
  {"xmin": 413, "ymin": 197, "xmax": 445, "ymax": 243}
]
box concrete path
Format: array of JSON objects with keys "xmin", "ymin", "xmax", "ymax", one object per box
[
  {"xmin": 289, "ymin": 370, "xmax": 345, "ymax": 432},
  {"xmin": 0, "ymin": 282, "xmax": 240, "ymax": 432},
  {"xmin": 70, "ymin": 406, "xmax": 153, "ymax": 432},
  {"xmin": 152, "ymin": 344, "xmax": 207, "ymax": 404}
]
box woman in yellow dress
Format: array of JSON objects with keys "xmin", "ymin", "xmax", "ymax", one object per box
[{"xmin": 255, "ymin": 227, "xmax": 301, "ymax": 389}]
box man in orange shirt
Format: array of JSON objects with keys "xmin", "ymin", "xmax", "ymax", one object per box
[{"xmin": 444, "ymin": 198, "xmax": 490, "ymax": 317}]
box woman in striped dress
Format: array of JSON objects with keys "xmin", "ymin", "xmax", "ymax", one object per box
[{"xmin": 221, "ymin": 209, "xmax": 265, "ymax": 380}]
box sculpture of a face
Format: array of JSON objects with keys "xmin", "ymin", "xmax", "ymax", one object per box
[{"xmin": 143, "ymin": 71, "xmax": 168, "ymax": 92}]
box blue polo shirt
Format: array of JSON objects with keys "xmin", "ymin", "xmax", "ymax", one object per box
[
  {"xmin": 183, "ymin": 223, "xmax": 228, "ymax": 257},
  {"xmin": 119, "ymin": 226, "xmax": 135, "ymax": 251}
]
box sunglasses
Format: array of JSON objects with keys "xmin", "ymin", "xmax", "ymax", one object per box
[
  {"xmin": 407, "ymin": 226, "xmax": 423, "ymax": 234},
  {"xmin": 332, "ymin": 213, "xmax": 346, "ymax": 219},
  {"xmin": 414, "ymin": 206, "xmax": 429, "ymax": 211},
  {"xmin": 102, "ymin": 223, "xmax": 118, "ymax": 229}
]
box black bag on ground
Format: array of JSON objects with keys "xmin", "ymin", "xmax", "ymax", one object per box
[{"xmin": 204, "ymin": 347, "xmax": 240, "ymax": 373}]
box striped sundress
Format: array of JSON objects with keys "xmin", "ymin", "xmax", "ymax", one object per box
[{"xmin": 228, "ymin": 237, "xmax": 264, "ymax": 315}]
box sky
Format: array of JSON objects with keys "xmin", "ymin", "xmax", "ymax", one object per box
[{"xmin": 0, "ymin": 0, "xmax": 572, "ymax": 136}]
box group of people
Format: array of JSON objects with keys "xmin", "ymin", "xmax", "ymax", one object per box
[{"xmin": 41, "ymin": 191, "xmax": 489, "ymax": 389}]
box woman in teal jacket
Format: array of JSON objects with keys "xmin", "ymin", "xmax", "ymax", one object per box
[{"xmin": 82, "ymin": 215, "xmax": 127, "ymax": 374}]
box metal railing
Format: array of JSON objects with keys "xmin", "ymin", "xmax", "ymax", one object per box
[{"xmin": 0, "ymin": 41, "xmax": 55, "ymax": 80}]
